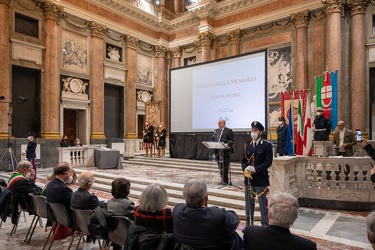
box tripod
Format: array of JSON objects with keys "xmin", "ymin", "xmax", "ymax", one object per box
[{"xmin": 0, "ymin": 101, "xmax": 17, "ymax": 172}]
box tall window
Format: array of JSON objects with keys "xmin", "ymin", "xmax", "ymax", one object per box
[{"xmin": 15, "ymin": 13, "xmax": 39, "ymax": 38}]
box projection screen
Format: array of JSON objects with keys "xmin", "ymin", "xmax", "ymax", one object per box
[{"xmin": 170, "ymin": 50, "xmax": 267, "ymax": 133}]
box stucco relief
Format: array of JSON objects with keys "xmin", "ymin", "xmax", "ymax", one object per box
[
  {"xmin": 62, "ymin": 77, "xmax": 89, "ymax": 95},
  {"xmin": 137, "ymin": 54, "xmax": 154, "ymax": 86},
  {"xmin": 61, "ymin": 29, "xmax": 89, "ymax": 74}
]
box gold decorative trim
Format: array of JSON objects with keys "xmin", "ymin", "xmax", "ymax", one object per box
[
  {"xmin": 125, "ymin": 35, "xmax": 138, "ymax": 49},
  {"xmin": 291, "ymin": 10, "xmax": 310, "ymax": 28},
  {"xmin": 40, "ymin": 0, "xmax": 64, "ymax": 22},
  {"xmin": 227, "ymin": 29, "xmax": 244, "ymax": 43},
  {"xmin": 155, "ymin": 45, "xmax": 167, "ymax": 58},
  {"xmin": 89, "ymin": 21, "xmax": 106, "ymax": 38},
  {"xmin": 171, "ymin": 46, "xmax": 182, "ymax": 58},
  {"xmin": 41, "ymin": 132, "xmax": 62, "ymax": 139},
  {"xmin": 90, "ymin": 133, "xmax": 106, "ymax": 140}
]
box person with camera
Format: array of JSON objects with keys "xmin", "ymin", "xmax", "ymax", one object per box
[
  {"xmin": 332, "ymin": 120, "xmax": 356, "ymax": 156},
  {"xmin": 143, "ymin": 119, "xmax": 154, "ymax": 158}
]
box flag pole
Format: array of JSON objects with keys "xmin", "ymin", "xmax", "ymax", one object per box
[{"xmin": 291, "ymin": 90, "xmax": 295, "ymax": 155}]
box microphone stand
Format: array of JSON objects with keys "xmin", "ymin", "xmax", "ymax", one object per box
[{"xmin": 218, "ymin": 138, "xmax": 242, "ymax": 190}]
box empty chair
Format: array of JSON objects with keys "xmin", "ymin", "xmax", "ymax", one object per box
[
  {"xmin": 107, "ymin": 216, "xmax": 131, "ymax": 249},
  {"xmin": 47, "ymin": 202, "xmax": 74, "ymax": 250},
  {"xmin": 71, "ymin": 208, "xmax": 103, "ymax": 249},
  {"xmin": 25, "ymin": 195, "xmax": 50, "ymax": 244},
  {"xmin": 10, "ymin": 192, "xmax": 30, "ymax": 235}
]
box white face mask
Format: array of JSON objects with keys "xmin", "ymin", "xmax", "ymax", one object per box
[
  {"xmin": 28, "ymin": 136, "xmax": 33, "ymax": 141},
  {"xmin": 66, "ymin": 176, "xmax": 73, "ymax": 184},
  {"xmin": 251, "ymin": 132, "xmax": 259, "ymax": 140},
  {"xmin": 24, "ymin": 172, "xmax": 31, "ymax": 179},
  {"xmin": 317, "ymin": 112, "xmax": 322, "ymax": 116},
  {"xmin": 159, "ymin": 125, "xmax": 162, "ymax": 128},
  {"xmin": 277, "ymin": 121, "xmax": 283, "ymax": 126},
  {"xmin": 146, "ymin": 122, "xmax": 149, "ymax": 125}
]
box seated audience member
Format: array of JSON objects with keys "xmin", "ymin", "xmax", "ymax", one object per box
[
  {"xmin": 366, "ymin": 212, "xmax": 375, "ymax": 249},
  {"xmin": 133, "ymin": 183, "xmax": 172, "ymax": 232},
  {"xmin": 71, "ymin": 172, "xmax": 99, "ymax": 210},
  {"xmin": 46, "ymin": 162, "xmax": 74, "ymax": 226},
  {"xmin": 107, "ymin": 178, "xmax": 135, "ymax": 219},
  {"xmin": 243, "ymin": 192, "xmax": 317, "ymax": 250},
  {"xmin": 173, "ymin": 179, "xmax": 243, "ymax": 250},
  {"xmin": 127, "ymin": 183, "xmax": 174, "ymax": 250},
  {"xmin": 7, "ymin": 161, "xmax": 42, "ymax": 212}
]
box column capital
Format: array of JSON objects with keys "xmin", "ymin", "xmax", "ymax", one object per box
[
  {"xmin": 0, "ymin": 0, "xmax": 11, "ymax": 6},
  {"xmin": 155, "ymin": 45, "xmax": 167, "ymax": 58},
  {"xmin": 347, "ymin": 0, "xmax": 369, "ymax": 15},
  {"xmin": 40, "ymin": 0, "xmax": 64, "ymax": 22},
  {"xmin": 171, "ymin": 46, "xmax": 182, "ymax": 58},
  {"xmin": 198, "ymin": 31, "xmax": 215, "ymax": 47},
  {"xmin": 227, "ymin": 29, "xmax": 243, "ymax": 43},
  {"xmin": 89, "ymin": 21, "xmax": 106, "ymax": 38},
  {"xmin": 321, "ymin": 0, "xmax": 344, "ymax": 14},
  {"xmin": 291, "ymin": 10, "xmax": 310, "ymax": 28},
  {"xmin": 125, "ymin": 35, "xmax": 138, "ymax": 49}
]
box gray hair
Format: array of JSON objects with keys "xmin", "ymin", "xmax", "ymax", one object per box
[
  {"xmin": 139, "ymin": 183, "xmax": 168, "ymax": 212},
  {"xmin": 17, "ymin": 161, "xmax": 32, "ymax": 171},
  {"xmin": 268, "ymin": 192, "xmax": 299, "ymax": 228},
  {"xmin": 367, "ymin": 212, "xmax": 375, "ymax": 243},
  {"xmin": 218, "ymin": 119, "xmax": 226, "ymax": 126},
  {"xmin": 183, "ymin": 179, "xmax": 207, "ymax": 208},
  {"xmin": 77, "ymin": 172, "xmax": 93, "ymax": 188}
]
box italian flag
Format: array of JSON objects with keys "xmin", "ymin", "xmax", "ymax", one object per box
[{"xmin": 296, "ymin": 93, "xmax": 304, "ymax": 155}]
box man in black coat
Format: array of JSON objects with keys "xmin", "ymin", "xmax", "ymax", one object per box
[
  {"xmin": 313, "ymin": 107, "xmax": 331, "ymax": 141},
  {"xmin": 212, "ymin": 119, "xmax": 234, "ymax": 185},
  {"xmin": 243, "ymin": 192, "xmax": 317, "ymax": 250},
  {"xmin": 241, "ymin": 121, "xmax": 273, "ymax": 227},
  {"xmin": 71, "ymin": 171, "xmax": 99, "ymax": 210},
  {"xmin": 276, "ymin": 117, "xmax": 288, "ymax": 156}
]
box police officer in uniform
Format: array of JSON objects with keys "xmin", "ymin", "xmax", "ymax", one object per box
[
  {"xmin": 241, "ymin": 121, "xmax": 273, "ymax": 227},
  {"xmin": 313, "ymin": 107, "xmax": 331, "ymax": 141}
]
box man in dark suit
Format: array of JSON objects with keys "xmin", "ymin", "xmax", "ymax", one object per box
[
  {"xmin": 173, "ymin": 179, "xmax": 243, "ymax": 250},
  {"xmin": 212, "ymin": 119, "xmax": 234, "ymax": 185},
  {"xmin": 241, "ymin": 121, "xmax": 272, "ymax": 227},
  {"xmin": 71, "ymin": 171, "xmax": 99, "ymax": 210},
  {"xmin": 243, "ymin": 192, "xmax": 317, "ymax": 250},
  {"xmin": 7, "ymin": 161, "xmax": 42, "ymax": 212},
  {"xmin": 46, "ymin": 162, "xmax": 74, "ymax": 225}
]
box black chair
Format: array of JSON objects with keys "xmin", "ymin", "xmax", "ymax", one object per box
[
  {"xmin": 47, "ymin": 202, "xmax": 75, "ymax": 250},
  {"xmin": 71, "ymin": 208, "xmax": 103, "ymax": 250},
  {"xmin": 10, "ymin": 193, "xmax": 30, "ymax": 235},
  {"xmin": 24, "ymin": 195, "xmax": 50, "ymax": 244},
  {"xmin": 107, "ymin": 216, "xmax": 131, "ymax": 249}
]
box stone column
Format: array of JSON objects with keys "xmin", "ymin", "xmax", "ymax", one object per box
[
  {"xmin": 172, "ymin": 46, "xmax": 182, "ymax": 68},
  {"xmin": 0, "ymin": 0, "xmax": 10, "ymax": 138},
  {"xmin": 124, "ymin": 35, "xmax": 137, "ymax": 158},
  {"xmin": 89, "ymin": 21, "xmax": 106, "ymax": 141},
  {"xmin": 227, "ymin": 29, "xmax": 243, "ymax": 56},
  {"xmin": 196, "ymin": 40, "xmax": 202, "ymax": 63},
  {"xmin": 348, "ymin": 0, "xmax": 368, "ymax": 131},
  {"xmin": 291, "ymin": 10, "xmax": 310, "ymax": 90},
  {"xmin": 165, "ymin": 51, "xmax": 172, "ymax": 136},
  {"xmin": 41, "ymin": 1, "xmax": 63, "ymax": 139},
  {"xmin": 322, "ymin": 0, "xmax": 344, "ymax": 118},
  {"xmin": 198, "ymin": 32, "xmax": 214, "ymax": 62},
  {"xmin": 174, "ymin": 0, "xmax": 181, "ymax": 13},
  {"xmin": 155, "ymin": 45, "xmax": 167, "ymax": 122}
]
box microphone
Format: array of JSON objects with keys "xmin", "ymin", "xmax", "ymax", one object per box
[
  {"xmin": 212, "ymin": 130, "xmax": 217, "ymax": 139},
  {"xmin": 19, "ymin": 96, "xmax": 27, "ymax": 102}
]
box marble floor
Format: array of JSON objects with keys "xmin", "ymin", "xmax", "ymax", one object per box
[{"xmin": 0, "ymin": 157, "xmax": 373, "ymax": 250}]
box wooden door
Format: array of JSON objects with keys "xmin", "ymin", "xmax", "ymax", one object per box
[{"xmin": 64, "ymin": 109, "xmax": 76, "ymax": 145}]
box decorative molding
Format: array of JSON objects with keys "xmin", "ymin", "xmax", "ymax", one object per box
[
  {"xmin": 243, "ymin": 19, "xmax": 292, "ymax": 39},
  {"xmin": 89, "ymin": 21, "xmax": 106, "ymax": 38},
  {"xmin": 291, "ymin": 10, "xmax": 310, "ymax": 28},
  {"xmin": 347, "ymin": 0, "xmax": 369, "ymax": 15},
  {"xmin": 11, "ymin": 38, "xmax": 45, "ymax": 65},
  {"xmin": 155, "ymin": 45, "xmax": 167, "ymax": 58},
  {"xmin": 62, "ymin": 14, "xmax": 90, "ymax": 30},
  {"xmin": 40, "ymin": 0, "xmax": 64, "ymax": 22},
  {"xmin": 13, "ymin": 0, "xmax": 38, "ymax": 10},
  {"xmin": 198, "ymin": 31, "xmax": 215, "ymax": 46},
  {"xmin": 0, "ymin": 0, "xmax": 11, "ymax": 6},
  {"xmin": 311, "ymin": 9, "xmax": 327, "ymax": 21},
  {"xmin": 125, "ymin": 35, "xmax": 138, "ymax": 49},
  {"xmin": 227, "ymin": 29, "xmax": 244, "ymax": 43},
  {"xmin": 62, "ymin": 77, "xmax": 89, "ymax": 95},
  {"xmin": 171, "ymin": 46, "xmax": 182, "ymax": 58},
  {"xmin": 321, "ymin": 0, "xmax": 344, "ymax": 14},
  {"xmin": 106, "ymin": 30, "xmax": 125, "ymax": 42},
  {"xmin": 138, "ymin": 41, "xmax": 154, "ymax": 52}
]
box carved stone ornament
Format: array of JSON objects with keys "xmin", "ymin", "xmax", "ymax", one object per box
[
  {"xmin": 172, "ymin": 46, "xmax": 182, "ymax": 58},
  {"xmin": 90, "ymin": 21, "xmax": 106, "ymax": 38},
  {"xmin": 62, "ymin": 77, "xmax": 88, "ymax": 94},
  {"xmin": 126, "ymin": 35, "xmax": 138, "ymax": 49},
  {"xmin": 291, "ymin": 10, "xmax": 310, "ymax": 28},
  {"xmin": 137, "ymin": 90, "xmax": 153, "ymax": 103},
  {"xmin": 347, "ymin": 0, "xmax": 369, "ymax": 15},
  {"xmin": 321, "ymin": 0, "xmax": 344, "ymax": 14},
  {"xmin": 40, "ymin": 0, "xmax": 64, "ymax": 22},
  {"xmin": 227, "ymin": 29, "xmax": 244, "ymax": 43},
  {"xmin": 198, "ymin": 31, "xmax": 215, "ymax": 46},
  {"xmin": 155, "ymin": 45, "xmax": 167, "ymax": 58}
]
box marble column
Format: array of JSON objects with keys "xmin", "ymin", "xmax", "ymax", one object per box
[
  {"xmin": 172, "ymin": 46, "xmax": 182, "ymax": 68},
  {"xmin": 123, "ymin": 35, "xmax": 137, "ymax": 158},
  {"xmin": 0, "ymin": 0, "xmax": 10, "ymax": 138},
  {"xmin": 155, "ymin": 45, "xmax": 167, "ymax": 122},
  {"xmin": 291, "ymin": 10, "xmax": 310, "ymax": 90},
  {"xmin": 198, "ymin": 32, "xmax": 214, "ymax": 62},
  {"xmin": 349, "ymin": 0, "xmax": 368, "ymax": 131},
  {"xmin": 174, "ymin": 0, "xmax": 181, "ymax": 13},
  {"xmin": 322, "ymin": 0, "xmax": 344, "ymax": 119},
  {"xmin": 89, "ymin": 22, "xmax": 106, "ymax": 140},
  {"xmin": 165, "ymin": 50, "xmax": 172, "ymax": 136},
  {"xmin": 41, "ymin": 1, "xmax": 63, "ymax": 139},
  {"xmin": 227, "ymin": 29, "xmax": 243, "ymax": 56}
]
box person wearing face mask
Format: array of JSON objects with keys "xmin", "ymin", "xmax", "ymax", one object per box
[
  {"xmin": 26, "ymin": 132, "xmax": 37, "ymax": 178},
  {"xmin": 60, "ymin": 135, "xmax": 71, "ymax": 147},
  {"xmin": 154, "ymin": 122, "xmax": 167, "ymax": 158},
  {"xmin": 313, "ymin": 107, "xmax": 331, "ymax": 141},
  {"xmin": 46, "ymin": 162, "xmax": 75, "ymax": 227},
  {"xmin": 143, "ymin": 119, "xmax": 154, "ymax": 157},
  {"xmin": 71, "ymin": 172, "xmax": 99, "ymax": 211},
  {"xmin": 241, "ymin": 121, "xmax": 273, "ymax": 227},
  {"xmin": 276, "ymin": 117, "xmax": 288, "ymax": 156}
]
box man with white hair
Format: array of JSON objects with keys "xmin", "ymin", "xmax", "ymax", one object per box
[
  {"xmin": 366, "ymin": 212, "xmax": 375, "ymax": 249},
  {"xmin": 243, "ymin": 192, "xmax": 317, "ymax": 250},
  {"xmin": 71, "ymin": 171, "xmax": 99, "ymax": 210}
]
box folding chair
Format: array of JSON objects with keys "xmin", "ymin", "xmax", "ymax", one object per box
[
  {"xmin": 107, "ymin": 216, "xmax": 131, "ymax": 248},
  {"xmin": 24, "ymin": 195, "xmax": 49, "ymax": 244}
]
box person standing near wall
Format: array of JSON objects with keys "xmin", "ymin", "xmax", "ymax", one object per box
[
  {"xmin": 143, "ymin": 119, "xmax": 154, "ymax": 157},
  {"xmin": 155, "ymin": 122, "xmax": 166, "ymax": 158},
  {"xmin": 26, "ymin": 132, "xmax": 37, "ymax": 179},
  {"xmin": 276, "ymin": 117, "xmax": 288, "ymax": 156}
]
